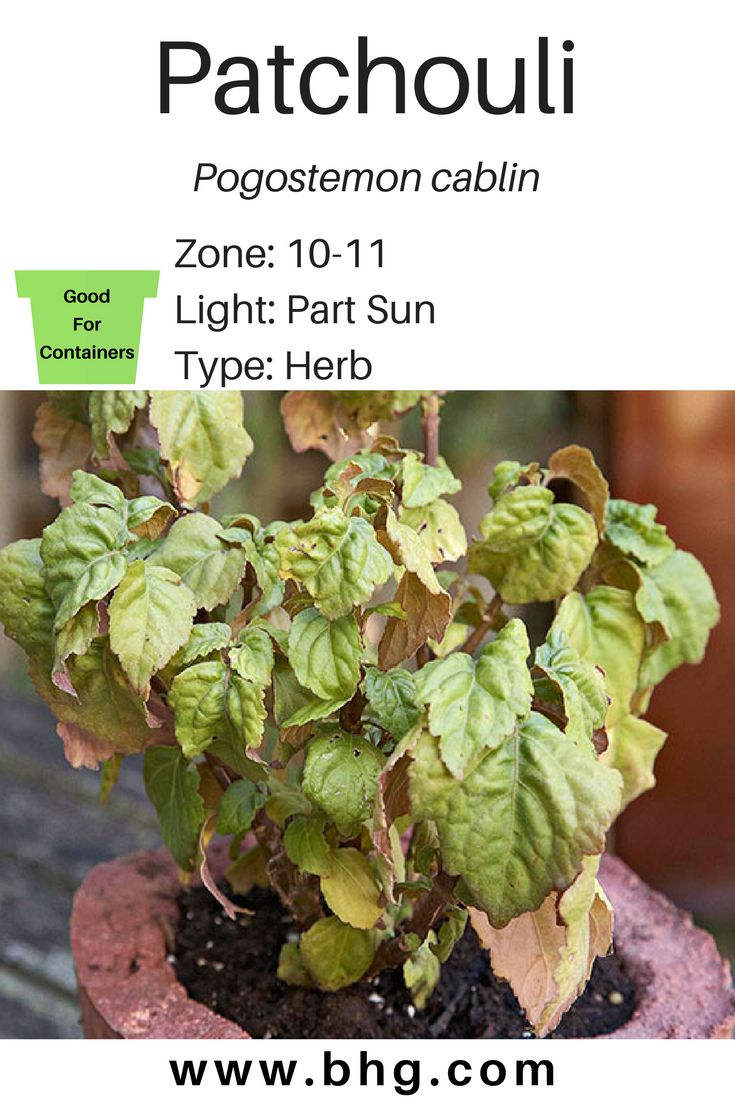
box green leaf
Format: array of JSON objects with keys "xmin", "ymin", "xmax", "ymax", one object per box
[
  {"xmin": 399, "ymin": 500, "xmax": 467, "ymax": 563},
  {"xmin": 126, "ymin": 496, "xmax": 176, "ymax": 540},
  {"xmin": 553, "ymin": 587, "xmax": 645, "ymax": 726},
  {"xmin": 488, "ymin": 460, "xmax": 523, "ymax": 502},
  {"xmin": 89, "ymin": 391, "xmax": 147, "ymax": 458},
  {"xmin": 247, "ymin": 530, "xmax": 284, "ymax": 617},
  {"xmin": 70, "ymin": 471, "xmax": 125, "ymax": 512},
  {"xmin": 469, "ymin": 487, "xmax": 598, "ymax": 604},
  {"xmin": 604, "ymin": 499, "xmax": 674, "ymax": 566},
  {"xmin": 41, "ymin": 502, "xmax": 129, "ymax": 631},
  {"xmin": 404, "ymin": 932, "xmax": 441, "ymax": 1009},
  {"xmin": 433, "ymin": 906, "xmax": 468, "ymax": 964},
  {"xmin": 225, "ymin": 674, "xmax": 268, "ymax": 752},
  {"xmin": 603, "ymin": 713, "xmax": 667, "ymax": 810},
  {"xmin": 265, "ymin": 777, "xmax": 313, "ymax": 825},
  {"xmin": 288, "ymin": 608, "xmax": 361, "ymax": 701},
  {"xmin": 299, "ymin": 917, "xmax": 375, "ymax": 991},
  {"xmin": 172, "ymin": 622, "xmax": 232, "ymax": 667},
  {"xmin": 0, "ymin": 539, "xmax": 55, "ymax": 661},
  {"xmin": 363, "ymin": 667, "xmax": 420, "ymax": 738},
  {"xmin": 409, "ymin": 715, "xmax": 621, "ymax": 926},
  {"xmin": 54, "ymin": 601, "xmax": 99, "ymax": 671},
  {"xmin": 471, "ymin": 855, "xmax": 613, "ymax": 1037},
  {"xmin": 320, "ymin": 848, "xmax": 383, "ymax": 929},
  {"xmin": 143, "ymin": 745, "xmax": 205, "ymax": 871},
  {"xmin": 284, "ymin": 815, "xmax": 333, "ymax": 876},
  {"xmin": 402, "ymin": 453, "xmax": 461, "ymax": 508},
  {"xmin": 150, "ymin": 513, "xmax": 248, "ymax": 611},
  {"xmin": 635, "ymin": 550, "xmax": 719, "ymax": 690},
  {"xmin": 149, "ymin": 391, "xmax": 253, "ymax": 507},
  {"xmin": 477, "ymin": 485, "xmax": 554, "ymax": 551},
  {"xmin": 276, "ymin": 508, "xmax": 393, "ymax": 619},
  {"xmin": 534, "ymin": 627, "xmax": 607, "ymax": 745},
  {"xmin": 282, "ymin": 694, "xmax": 352, "ymax": 728},
  {"xmin": 303, "ymin": 731, "xmax": 385, "ymax": 836},
  {"xmin": 414, "ymin": 619, "xmax": 533, "ymax": 778},
  {"xmin": 169, "ymin": 660, "xmax": 265, "ymax": 758},
  {"xmin": 229, "ymin": 621, "xmax": 275, "ymax": 686},
  {"xmin": 217, "ymin": 778, "xmax": 267, "ymax": 836},
  {"xmin": 108, "ymin": 560, "xmax": 196, "ymax": 694}
]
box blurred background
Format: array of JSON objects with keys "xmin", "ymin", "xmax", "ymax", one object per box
[{"xmin": 0, "ymin": 390, "xmax": 733, "ymax": 1036}]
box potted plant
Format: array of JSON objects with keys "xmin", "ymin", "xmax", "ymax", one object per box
[{"xmin": 0, "ymin": 390, "xmax": 732, "ymax": 1040}]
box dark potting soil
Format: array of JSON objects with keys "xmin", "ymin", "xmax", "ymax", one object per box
[{"xmin": 173, "ymin": 885, "xmax": 636, "ymax": 1039}]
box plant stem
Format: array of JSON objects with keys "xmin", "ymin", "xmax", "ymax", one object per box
[
  {"xmin": 415, "ymin": 393, "xmax": 443, "ymax": 668},
  {"xmin": 459, "ymin": 593, "xmax": 507, "ymax": 654},
  {"xmin": 253, "ymin": 810, "xmax": 323, "ymax": 929},
  {"xmin": 421, "ymin": 393, "xmax": 442, "ymax": 468},
  {"xmin": 368, "ymin": 870, "xmax": 459, "ymax": 977}
]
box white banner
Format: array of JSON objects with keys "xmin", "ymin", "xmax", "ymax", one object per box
[
  {"xmin": 0, "ymin": 0, "xmax": 733, "ymax": 390},
  {"xmin": 1, "ymin": 1038, "xmax": 733, "ymax": 1097}
]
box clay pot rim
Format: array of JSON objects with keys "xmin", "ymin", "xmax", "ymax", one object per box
[{"xmin": 70, "ymin": 850, "xmax": 735, "ymax": 1040}]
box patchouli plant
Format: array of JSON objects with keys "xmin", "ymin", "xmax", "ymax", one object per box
[{"xmin": 0, "ymin": 390, "xmax": 719, "ymax": 1035}]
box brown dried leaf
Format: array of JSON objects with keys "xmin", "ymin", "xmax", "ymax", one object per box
[
  {"xmin": 281, "ymin": 392, "xmax": 372, "ymax": 461},
  {"xmin": 199, "ymin": 816, "xmax": 252, "ymax": 921},
  {"xmin": 378, "ymin": 572, "xmax": 451, "ymax": 669},
  {"xmin": 56, "ymin": 721, "xmax": 116, "ymax": 770},
  {"xmin": 548, "ymin": 445, "xmax": 609, "ymax": 532},
  {"xmin": 469, "ymin": 858, "xmax": 613, "ymax": 1036},
  {"xmin": 33, "ymin": 401, "xmax": 92, "ymax": 505}
]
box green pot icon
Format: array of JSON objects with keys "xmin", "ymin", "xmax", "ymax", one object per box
[{"xmin": 16, "ymin": 270, "xmax": 159, "ymax": 385}]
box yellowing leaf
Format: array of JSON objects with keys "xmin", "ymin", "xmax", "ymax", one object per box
[
  {"xmin": 470, "ymin": 487, "xmax": 598, "ymax": 604},
  {"xmin": 320, "ymin": 847, "xmax": 383, "ymax": 929},
  {"xmin": 149, "ymin": 391, "xmax": 253, "ymax": 507},
  {"xmin": 404, "ymin": 932, "xmax": 440, "ymax": 1009},
  {"xmin": 635, "ymin": 550, "xmax": 719, "ymax": 690},
  {"xmin": 534, "ymin": 627, "xmax": 607, "ymax": 746},
  {"xmin": 89, "ymin": 391, "xmax": 147, "ymax": 458},
  {"xmin": 229, "ymin": 621, "xmax": 275, "ymax": 686},
  {"xmin": 0, "ymin": 538, "xmax": 55, "ymax": 662},
  {"xmin": 150, "ymin": 513, "xmax": 248, "ymax": 611},
  {"xmin": 276, "ymin": 508, "xmax": 392, "ymax": 619},
  {"xmin": 30, "ymin": 639, "xmax": 154, "ymax": 755},
  {"xmin": 399, "ymin": 499, "xmax": 467, "ymax": 563},
  {"xmin": 553, "ymin": 587, "xmax": 645, "ymax": 726},
  {"xmin": 299, "ymin": 917, "xmax": 375, "ymax": 991},
  {"xmin": 401, "ymin": 453, "xmax": 461, "ymax": 508},
  {"xmin": 604, "ymin": 498, "xmax": 674, "ymax": 566},
  {"xmin": 603, "ymin": 713, "xmax": 667, "ymax": 809},
  {"xmin": 109, "ymin": 560, "xmax": 196, "ymax": 695}
]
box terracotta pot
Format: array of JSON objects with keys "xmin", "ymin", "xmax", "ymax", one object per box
[{"xmin": 70, "ymin": 850, "xmax": 735, "ymax": 1040}]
